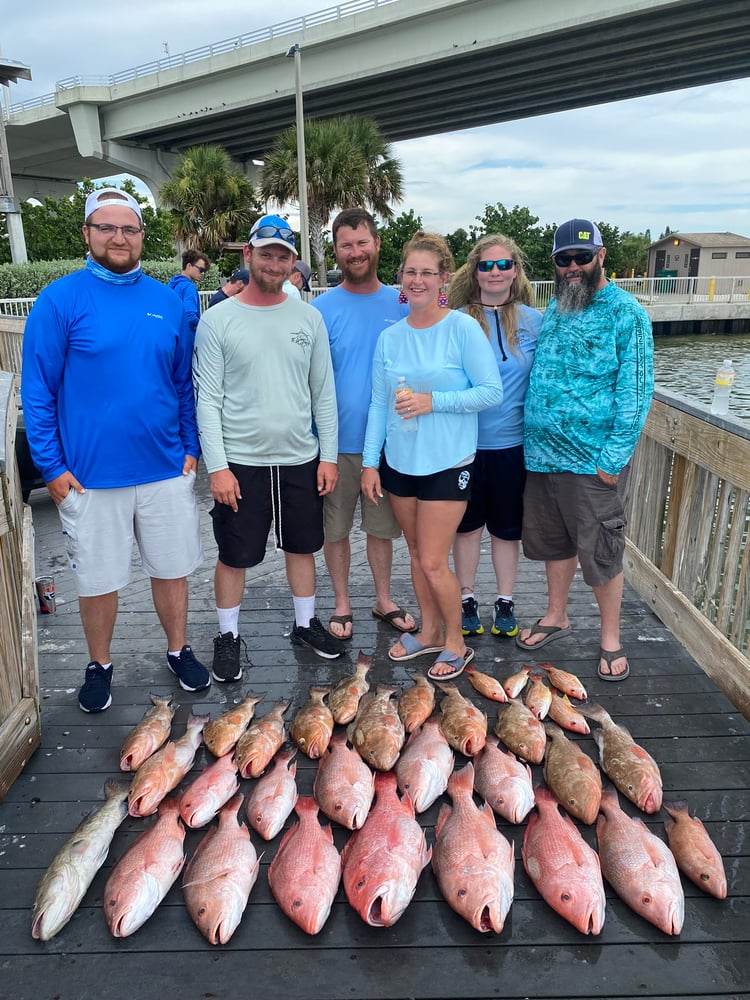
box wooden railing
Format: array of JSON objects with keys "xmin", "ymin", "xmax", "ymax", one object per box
[{"xmin": 624, "ymin": 387, "xmax": 750, "ymax": 719}]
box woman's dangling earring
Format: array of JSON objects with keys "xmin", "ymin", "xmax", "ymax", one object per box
[
  {"xmin": 398, "ymin": 288, "xmax": 408, "ymax": 304},
  {"xmin": 438, "ymin": 287, "xmax": 448, "ymax": 308}
]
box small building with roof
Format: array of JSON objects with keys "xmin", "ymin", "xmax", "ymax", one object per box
[{"xmin": 648, "ymin": 232, "xmax": 750, "ymax": 278}]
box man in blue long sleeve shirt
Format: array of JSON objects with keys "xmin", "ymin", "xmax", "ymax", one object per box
[
  {"xmin": 21, "ymin": 188, "xmax": 210, "ymax": 712},
  {"xmin": 168, "ymin": 248, "xmax": 210, "ymax": 334},
  {"xmin": 517, "ymin": 219, "xmax": 654, "ymax": 681}
]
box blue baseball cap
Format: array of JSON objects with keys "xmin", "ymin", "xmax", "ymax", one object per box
[
  {"xmin": 248, "ymin": 214, "xmax": 297, "ymax": 256},
  {"xmin": 551, "ymin": 219, "xmax": 603, "ymax": 256}
]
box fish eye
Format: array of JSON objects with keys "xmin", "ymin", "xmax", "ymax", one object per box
[
  {"xmin": 561, "ymin": 893, "xmax": 571, "ymax": 902},
  {"xmin": 357, "ymin": 879, "xmax": 366, "ymax": 889},
  {"xmin": 293, "ymin": 899, "xmax": 302, "ymax": 909},
  {"xmin": 568, "ymin": 798, "xmax": 577, "ymax": 806},
  {"xmin": 458, "ymin": 889, "xmax": 467, "ymax": 898},
  {"xmin": 198, "ymin": 906, "xmax": 206, "ymax": 916},
  {"xmin": 627, "ymin": 784, "xmax": 634, "ymax": 792},
  {"xmin": 642, "ymin": 894, "xmax": 652, "ymax": 905}
]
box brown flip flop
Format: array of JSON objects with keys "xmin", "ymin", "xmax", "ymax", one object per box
[
  {"xmin": 371, "ymin": 606, "xmax": 418, "ymax": 633},
  {"xmin": 328, "ymin": 614, "xmax": 353, "ymax": 640}
]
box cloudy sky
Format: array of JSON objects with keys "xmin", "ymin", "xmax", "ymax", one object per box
[{"xmin": 3, "ymin": 0, "xmax": 750, "ymax": 239}]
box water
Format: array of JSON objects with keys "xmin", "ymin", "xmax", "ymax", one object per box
[{"xmin": 654, "ymin": 333, "xmax": 750, "ymax": 420}]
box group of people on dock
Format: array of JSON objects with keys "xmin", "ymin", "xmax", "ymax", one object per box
[{"xmin": 20, "ymin": 189, "xmax": 654, "ymax": 713}]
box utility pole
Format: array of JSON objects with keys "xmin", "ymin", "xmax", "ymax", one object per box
[
  {"xmin": 0, "ymin": 57, "xmax": 32, "ymax": 265},
  {"xmin": 285, "ymin": 44, "xmax": 310, "ymax": 271}
]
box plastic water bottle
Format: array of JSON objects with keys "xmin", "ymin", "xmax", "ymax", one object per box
[
  {"xmin": 395, "ymin": 376, "xmax": 418, "ymax": 433},
  {"xmin": 710, "ymin": 359, "xmax": 735, "ymax": 416}
]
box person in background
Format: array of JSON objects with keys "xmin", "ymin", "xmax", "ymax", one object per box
[
  {"xmin": 517, "ymin": 218, "xmax": 654, "ymax": 681},
  {"xmin": 194, "ymin": 214, "xmax": 343, "ymax": 680},
  {"xmin": 21, "ymin": 188, "xmax": 209, "ymax": 713},
  {"xmin": 361, "ymin": 232, "xmax": 503, "ymax": 680},
  {"xmin": 168, "ymin": 248, "xmax": 210, "ymax": 333},
  {"xmin": 207, "ymin": 268, "xmax": 249, "ymax": 308},
  {"xmin": 448, "ymin": 234, "xmax": 541, "ymax": 640},
  {"xmin": 312, "ymin": 208, "xmax": 415, "ymax": 641},
  {"xmin": 282, "ymin": 259, "xmax": 312, "ymax": 298}
]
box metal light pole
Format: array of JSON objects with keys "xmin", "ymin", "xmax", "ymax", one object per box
[
  {"xmin": 0, "ymin": 57, "xmax": 32, "ymax": 264},
  {"xmin": 286, "ymin": 44, "xmax": 310, "ymax": 270}
]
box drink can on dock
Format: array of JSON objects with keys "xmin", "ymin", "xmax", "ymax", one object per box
[{"xmin": 35, "ymin": 576, "xmax": 56, "ymax": 614}]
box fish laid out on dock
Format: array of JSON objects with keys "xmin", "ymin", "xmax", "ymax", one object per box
[
  {"xmin": 436, "ymin": 681, "xmax": 487, "ymax": 756},
  {"xmin": 472, "ymin": 735, "xmax": 534, "ymax": 824},
  {"xmin": 290, "ymin": 687, "xmax": 334, "ymax": 759},
  {"xmin": 596, "ymin": 785, "xmax": 684, "ymax": 935},
  {"xmin": 235, "ymin": 698, "xmax": 290, "ymax": 779},
  {"xmin": 397, "ymin": 671, "xmax": 435, "ymax": 732},
  {"xmin": 537, "ymin": 662, "xmax": 588, "ymax": 701},
  {"xmin": 432, "ymin": 762, "xmax": 515, "ymax": 934},
  {"xmin": 341, "ymin": 771, "xmax": 430, "ymax": 927},
  {"xmin": 31, "ymin": 779, "xmax": 131, "ymax": 941},
  {"xmin": 543, "ymin": 722, "xmax": 602, "ymax": 825},
  {"xmin": 245, "ymin": 748, "xmax": 298, "ymax": 840},
  {"xmin": 525, "ymin": 673, "xmax": 552, "ymax": 720},
  {"xmin": 579, "ymin": 702, "xmax": 663, "ymax": 813},
  {"xmin": 128, "ymin": 712, "xmax": 209, "ymax": 818},
  {"xmin": 347, "ymin": 684, "xmax": 405, "ymax": 771},
  {"xmin": 494, "ymin": 697, "xmax": 546, "ymax": 764},
  {"xmin": 268, "ymin": 797, "xmax": 342, "ymax": 935},
  {"xmin": 182, "ymin": 793, "xmax": 260, "ymax": 945},
  {"xmin": 119, "ymin": 693, "xmax": 177, "ymax": 772},
  {"xmin": 178, "ymin": 752, "xmax": 240, "ymax": 829},
  {"xmin": 464, "ymin": 665, "xmax": 508, "ymax": 703},
  {"xmin": 395, "ymin": 716, "xmax": 455, "ymax": 813},
  {"xmin": 663, "ymin": 799, "xmax": 727, "ymax": 898},
  {"xmin": 522, "ymin": 786, "xmax": 606, "ymax": 935},
  {"xmin": 103, "ymin": 796, "xmax": 186, "ymax": 938},
  {"xmin": 203, "ymin": 693, "xmax": 264, "ymax": 758},
  {"xmin": 502, "ymin": 665, "xmax": 531, "ymax": 700},
  {"xmin": 546, "ymin": 691, "xmax": 590, "ymax": 734},
  {"xmin": 328, "ymin": 651, "xmax": 372, "ymax": 725},
  {"xmin": 313, "ymin": 731, "xmax": 375, "ymax": 830}
]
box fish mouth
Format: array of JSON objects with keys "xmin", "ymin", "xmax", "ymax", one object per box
[
  {"xmin": 581, "ymin": 903, "xmax": 606, "ymax": 936},
  {"xmin": 475, "ymin": 901, "xmax": 503, "ymax": 934},
  {"xmin": 639, "ymin": 785, "xmax": 663, "ymax": 814},
  {"xmin": 365, "ymin": 887, "xmax": 406, "ymax": 927}
]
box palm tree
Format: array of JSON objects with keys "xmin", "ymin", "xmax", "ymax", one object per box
[
  {"xmin": 159, "ymin": 145, "xmax": 260, "ymax": 257},
  {"xmin": 260, "ymin": 115, "xmax": 403, "ymax": 285}
]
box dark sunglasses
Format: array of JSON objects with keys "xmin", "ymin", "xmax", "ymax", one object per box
[
  {"xmin": 195, "ymin": 265, "xmax": 207, "ymax": 274},
  {"xmin": 477, "ymin": 259, "xmax": 515, "ymax": 272},
  {"xmin": 553, "ymin": 250, "xmax": 598, "ymax": 267},
  {"xmin": 251, "ymin": 224, "xmax": 295, "ymax": 242}
]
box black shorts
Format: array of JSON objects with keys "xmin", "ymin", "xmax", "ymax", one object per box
[
  {"xmin": 210, "ymin": 459, "xmax": 324, "ymax": 568},
  {"xmin": 456, "ymin": 445, "xmax": 525, "ymax": 540},
  {"xmin": 380, "ymin": 455, "xmax": 474, "ymax": 502}
]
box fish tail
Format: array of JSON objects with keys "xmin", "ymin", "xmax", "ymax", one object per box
[
  {"xmin": 447, "ymin": 761, "xmax": 474, "ymax": 797},
  {"xmin": 663, "ymin": 799, "xmax": 688, "ymax": 818}
]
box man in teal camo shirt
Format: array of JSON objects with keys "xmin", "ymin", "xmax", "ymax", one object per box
[{"xmin": 516, "ymin": 219, "xmax": 654, "ymax": 682}]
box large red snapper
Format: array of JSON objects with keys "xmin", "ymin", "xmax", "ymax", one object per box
[
  {"xmin": 328, "ymin": 651, "xmax": 371, "ymax": 725},
  {"xmin": 128, "ymin": 712, "xmax": 209, "ymax": 818},
  {"xmin": 579, "ymin": 703, "xmax": 662, "ymax": 813},
  {"xmin": 313, "ymin": 731, "xmax": 375, "ymax": 830},
  {"xmin": 203, "ymin": 693, "xmax": 264, "ymax": 758},
  {"xmin": 397, "ymin": 671, "xmax": 436, "ymax": 733},
  {"xmin": 436, "ymin": 681, "xmax": 487, "ymax": 757},
  {"xmin": 546, "ymin": 691, "xmax": 590, "ymax": 735},
  {"xmin": 31, "ymin": 779, "xmax": 130, "ymax": 941},
  {"xmin": 268, "ymin": 796, "xmax": 342, "ymax": 935},
  {"xmin": 473, "ymin": 735, "xmax": 534, "ymax": 824},
  {"xmin": 341, "ymin": 771, "xmax": 430, "ymax": 927},
  {"xmin": 663, "ymin": 799, "xmax": 727, "ymax": 899},
  {"xmin": 596, "ymin": 785, "xmax": 684, "ymax": 935},
  {"xmin": 395, "ymin": 716, "xmax": 454, "ymax": 813},
  {"xmin": 494, "ymin": 698, "xmax": 546, "ymax": 764},
  {"xmin": 235, "ymin": 699, "xmax": 290, "ymax": 779},
  {"xmin": 245, "ymin": 748, "xmax": 298, "ymax": 841},
  {"xmin": 522, "ymin": 786, "xmax": 606, "ymax": 935},
  {"xmin": 179, "ymin": 752, "xmax": 240, "ymax": 829},
  {"xmin": 103, "ymin": 796, "xmax": 185, "ymax": 938},
  {"xmin": 465, "ymin": 665, "xmax": 508, "ymax": 703},
  {"xmin": 290, "ymin": 687, "xmax": 334, "ymax": 759},
  {"xmin": 543, "ymin": 722, "xmax": 602, "ymax": 825},
  {"xmin": 432, "ymin": 762, "xmax": 515, "ymax": 934},
  {"xmin": 182, "ymin": 793, "xmax": 259, "ymax": 945},
  {"xmin": 348, "ymin": 684, "xmax": 405, "ymax": 771},
  {"xmin": 120, "ymin": 693, "xmax": 176, "ymax": 772}
]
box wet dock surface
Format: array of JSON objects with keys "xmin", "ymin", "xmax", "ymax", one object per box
[{"xmin": 1, "ymin": 472, "xmax": 748, "ymax": 1000}]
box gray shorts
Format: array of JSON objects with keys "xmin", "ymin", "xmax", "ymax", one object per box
[
  {"xmin": 521, "ymin": 468, "xmax": 630, "ymax": 587},
  {"xmin": 323, "ymin": 453, "xmax": 401, "ymax": 543},
  {"xmin": 57, "ymin": 472, "xmax": 203, "ymax": 597}
]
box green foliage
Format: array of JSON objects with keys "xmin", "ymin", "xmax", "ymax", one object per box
[
  {"xmin": 375, "ymin": 209, "xmax": 423, "ymax": 284},
  {"xmin": 472, "ymin": 203, "xmax": 557, "ymax": 280},
  {"xmin": 444, "ymin": 228, "xmax": 475, "ymax": 269},
  {"xmin": 0, "ymin": 259, "xmax": 222, "ymax": 298}
]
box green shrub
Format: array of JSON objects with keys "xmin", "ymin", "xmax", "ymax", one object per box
[{"xmin": 0, "ymin": 260, "xmax": 222, "ymax": 298}]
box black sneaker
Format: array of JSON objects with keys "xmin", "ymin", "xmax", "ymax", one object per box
[
  {"xmin": 212, "ymin": 631, "xmax": 244, "ymax": 683},
  {"xmin": 78, "ymin": 661, "xmax": 113, "ymax": 713},
  {"xmin": 291, "ymin": 617, "xmax": 344, "ymax": 659},
  {"xmin": 167, "ymin": 645, "xmax": 211, "ymax": 692}
]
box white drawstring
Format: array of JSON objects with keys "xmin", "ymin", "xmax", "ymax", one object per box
[{"xmin": 270, "ymin": 465, "xmax": 283, "ymax": 551}]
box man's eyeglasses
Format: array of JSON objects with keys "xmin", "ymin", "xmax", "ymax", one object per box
[
  {"xmin": 477, "ymin": 259, "xmax": 515, "ymax": 272},
  {"xmin": 251, "ymin": 224, "xmax": 295, "ymax": 242},
  {"xmin": 86, "ymin": 222, "xmax": 143, "ymax": 238},
  {"xmin": 402, "ymin": 268, "xmax": 441, "ymax": 279},
  {"xmin": 553, "ymin": 250, "xmax": 599, "ymax": 268}
]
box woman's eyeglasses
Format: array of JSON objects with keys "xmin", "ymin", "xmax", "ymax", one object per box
[
  {"xmin": 477, "ymin": 259, "xmax": 515, "ymax": 272},
  {"xmin": 553, "ymin": 250, "xmax": 598, "ymax": 267}
]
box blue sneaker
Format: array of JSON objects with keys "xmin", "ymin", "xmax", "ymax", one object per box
[
  {"xmin": 167, "ymin": 645, "xmax": 211, "ymax": 692},
  {"xmin": 491, "ymin": 598, "xmax": 518, "ymax": 638},
  {"xmin": 78, "ymin": 661, "xmax": 113, "ymax": 713},
  {"xmin": 461, "ymin": 596, "xmax": 484, "ymax": 636}
]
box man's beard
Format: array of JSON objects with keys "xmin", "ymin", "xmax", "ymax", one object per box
[
  {"xmin": 554, "ymin": 259, "xmax": 602, "ymax": 313},
  {"xmin": 340, "ymin": 255, "xmax": 378, "ymax": 285}
]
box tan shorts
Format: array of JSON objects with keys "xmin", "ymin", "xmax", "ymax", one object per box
[
  {"xmin": 323, "ymin": 453, "xmax": 401, "ymax": 543},
  {"xmin": 57, "ymin": 472, "xmax": 203, "ymax": 597}
]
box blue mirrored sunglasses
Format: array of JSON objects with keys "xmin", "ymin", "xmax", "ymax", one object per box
[
  {"xmin": 477, "ymin": 259, "xmax": 515, "ymax": 272},
  {"xmin": 251, "ymin": 224, "xmax": 295, "ymax": 243}
]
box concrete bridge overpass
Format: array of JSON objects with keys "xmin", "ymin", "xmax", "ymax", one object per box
[{"xmin": 6, "ymin": 0, "xmax": 750, "ymax": 201}]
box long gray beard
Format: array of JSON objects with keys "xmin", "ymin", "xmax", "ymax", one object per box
[{"xmin": 554, "ymin": 260, "xmax": 602, "ymax": 313}]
